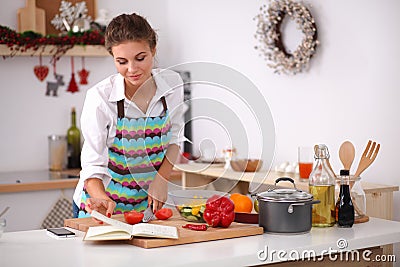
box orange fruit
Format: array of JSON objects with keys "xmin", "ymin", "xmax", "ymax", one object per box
[{"xmin": 230, "ymin": 193, "xmax": 253, "ymax": 213}]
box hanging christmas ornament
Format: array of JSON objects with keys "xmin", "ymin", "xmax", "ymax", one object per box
[
  {"xmin": 67, "ymin": 56, "xmax": 79, "ymax": 93},
  {"xmin": 34, "ymin": 55, "xmax": 49, "ymax": 82},
  {"xmin": 78, "ymin": 56, "xmax": 89, "ymax": 85},
  {"xmin": 46, "ymin": 59, "xmax": 65, "ymax": 97}
]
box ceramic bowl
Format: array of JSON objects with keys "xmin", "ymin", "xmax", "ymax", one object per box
[{"xmin": 230, "ymin": 159, "xmax": 263, "ymax": 172}]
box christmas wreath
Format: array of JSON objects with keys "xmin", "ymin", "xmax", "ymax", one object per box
[
  {"xmin": 255, "ymin": 0, "xmax": 319, "ymax": 74},
  {"xmin": 0, "ymin": 25, "xmax": 104, "ymax": 60}
]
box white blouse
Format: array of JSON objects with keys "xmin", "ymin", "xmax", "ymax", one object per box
[{"xmin": 73, "ymin": 68, "xmax": 186, "ymax": 205}]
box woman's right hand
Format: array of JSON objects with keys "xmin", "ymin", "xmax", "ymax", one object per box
[{"xmin": 85, "ymin": 198, "xmax": 116, "ymax": 223}]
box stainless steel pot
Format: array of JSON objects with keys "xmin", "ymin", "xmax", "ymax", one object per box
[{"xmin": 256, "ymin": 177, "xmax": 320, "ymax": 234}]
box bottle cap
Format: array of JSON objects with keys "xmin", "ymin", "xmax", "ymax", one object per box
[
  {"xmin": 340, "ymin": 169, "xmax": 350, "ymax": 176},
  {"xmin": 314, "ymin": 144, "xmax": 330, "ymax": 159},
  {"xmin": 48, "ymin": 134, "xmax": 67, "ymax": 141}
]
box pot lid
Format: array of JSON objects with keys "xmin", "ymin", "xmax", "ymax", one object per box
[
  {"xmin": 257, "ymin": 188, "xmax": 313, "ymax": 202},
  {"xmin": 256, "ymin": 177, "xmax": 314, "ymax": 202}
]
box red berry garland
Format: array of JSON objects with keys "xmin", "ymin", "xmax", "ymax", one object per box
[{"xmin": 0, "ymin": 25, "xmax": 105, "ymax": 59}]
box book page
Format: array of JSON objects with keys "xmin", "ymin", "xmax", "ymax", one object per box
[
  {"xmin": 90, "ymin": 210, "xmax": 178, "ymax": 239},
  {"xmin": 84, "ymin": 225, "xmax": 131, "ymax": 241},
  {"xmin": 131, "ymin": 223, "xmax": 178, "ymax": 239},
  {"xmin": 91, "ymin": 210, "xmax": 132, "ymax": 233}
]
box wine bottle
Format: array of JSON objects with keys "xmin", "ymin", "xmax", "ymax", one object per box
[{"xmin": 67, "ymin": 107, "xmax": 81, "ymax": 169}]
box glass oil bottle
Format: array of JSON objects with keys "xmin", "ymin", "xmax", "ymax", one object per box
[{"xmin": 309, "ymin": 144, "xmax": 336, "ymax": 227}]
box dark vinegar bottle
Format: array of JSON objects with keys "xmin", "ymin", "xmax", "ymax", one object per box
[
  {"xmin": 67, "ymin": 107, "xmax": 81, "ymax": 169},
  {"xmin": 338, "ymin": 169, "xmax": 354, "ymax": 227}
]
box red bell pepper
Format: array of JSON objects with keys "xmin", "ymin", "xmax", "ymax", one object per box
[{"xmin": 203, "ymin": 195, "xmax": 235, "ymax": 228}]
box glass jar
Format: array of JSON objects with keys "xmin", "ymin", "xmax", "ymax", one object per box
[
  {"xmin": 335, "ymin": 176, "xmax": 366, "ymax": 218},
  {"xmin": 48, "ymin": 135, "xmax": 67, "ymax": 171},
  {"xmin": 0, "ymin": 218, "xmax": 6, "ymax": 238},
  {"xmin": 223, "ymin": 147, "xmax": 236, "ymax": 169}
]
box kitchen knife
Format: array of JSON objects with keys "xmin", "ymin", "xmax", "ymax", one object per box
[{"xmin": 142, "ymin": 204, "xmax": 154, "ymax": 223}]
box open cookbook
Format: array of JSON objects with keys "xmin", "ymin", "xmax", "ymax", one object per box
[{"xmin": 83, "ymin": 210, "xmax": 179, "ymax": 241}]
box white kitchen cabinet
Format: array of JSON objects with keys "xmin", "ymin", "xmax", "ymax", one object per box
[{"xmin": 0, "ymin": 169, "xmax": 79, "ymax": 231}]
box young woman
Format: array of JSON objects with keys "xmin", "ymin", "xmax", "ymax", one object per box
[{"xmin": 72, "ymin": 13, "xmax": 185, "ymax": 219}]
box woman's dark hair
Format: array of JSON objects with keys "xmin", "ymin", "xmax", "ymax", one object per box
[{"xmin": 104, "ymin": 13, "xmax": 157, "ymax": 55}]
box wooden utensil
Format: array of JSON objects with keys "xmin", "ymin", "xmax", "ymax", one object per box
[
  {"xmin": 352, "ymin": 140, "xmax": 380, "ymax": 222},
  {"xmin": 339, "ymin": 141, "xmax": 355, "ymax": 171},
  {"xmin": 0, "ymin": 207, "xmax": 10, "ymax": 218},
  {"xmin": 354, "ymin": 140, "xmax": 380, "ymax": 178},
  {"xmin": 17, "ymin": 0, "xmax": 46, "ymax": 35}
]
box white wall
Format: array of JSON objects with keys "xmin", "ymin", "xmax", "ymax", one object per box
[
  {"xmin": 0, "ymin": 0, "xmax": 399, "ymax": 219},
  {"xmin": 165, "ymin": 0, "xmax": 400, "ymax": 222}
]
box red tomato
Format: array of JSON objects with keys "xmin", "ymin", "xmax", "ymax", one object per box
[
  {"xmin": 155, "ymin": 208, "xmax": 173, "ymax": 220},
  {"xmin": 124, "ymin": 210, "xmax": 144, "ymax": 225}
]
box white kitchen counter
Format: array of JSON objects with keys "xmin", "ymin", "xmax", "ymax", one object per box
[{"xmin": 1, "ymin": 217, "xmax": 399, "ymax": 267}]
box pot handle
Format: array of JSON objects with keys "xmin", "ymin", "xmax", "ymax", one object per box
[
  {"xmin": 309, "ymin": 200, "xmax": 321, "ymax": 205},
  {"xmin": 275, "ymin": 177, "xmax": 297, "ymax": 190},
  {"xmin": 287, "ymin": 200, "xmax": 321, "ymax": 214}
]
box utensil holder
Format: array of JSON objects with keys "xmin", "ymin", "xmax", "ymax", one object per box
[{"xmin": 335, "ymin": 175, "xmax": 366, "ymax": 219}]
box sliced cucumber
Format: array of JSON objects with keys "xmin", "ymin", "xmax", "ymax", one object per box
[
  {"xmin": 185, "ymin": 215, "xmax": 199, "ymax": 221},
  {"xmin": 182, "ymin": 208, "xmax": 192, "ymax": 213},
  {"xmin": 178, "ymin": 204, "xmax": 206, "ymax": 222}
]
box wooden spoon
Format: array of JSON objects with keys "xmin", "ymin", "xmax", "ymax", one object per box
[
  {"xmin": 338, "ymin": 141, "xmax": 364, "ymax": 219},
  {"xmin": 339, "ymin": 141, "xmax": 356, "ymax": 170}
]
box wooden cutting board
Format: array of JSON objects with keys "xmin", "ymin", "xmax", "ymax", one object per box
[
  {"xmin": 36, "ymin": 0, "xmax": 96, "ymax": 35},
  {"xmin": 17, "ymin": 0, "xmax": 46, "ymax": 35},
  {"xmin": 65, "ymin": 214, "xmax": 264, "ymax": 249}
]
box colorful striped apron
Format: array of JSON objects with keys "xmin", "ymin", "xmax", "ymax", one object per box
[{"xmin": 77, "ymin": 97, "xmax": 171, "ymax": 218}]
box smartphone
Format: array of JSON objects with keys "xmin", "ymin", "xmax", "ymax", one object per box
[{"xmin": 47, "ymin": 227, "xmax": 76, "ymax": 238}]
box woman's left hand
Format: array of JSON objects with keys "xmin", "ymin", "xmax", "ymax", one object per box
[{"xmin": 147, "ymin": 172, "xmax": 168, "ymax": 212}]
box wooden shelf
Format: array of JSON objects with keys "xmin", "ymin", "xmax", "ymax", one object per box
[
  {"xmin": 0, "ymin": 169, "xmax": 80, "ymax": 193},
  {"xmin": 0, "ymin": 44, "xmax": 109, "ymax": 57},
  {"xmin": 0, "ymin": 168, "xmax": 181, "ymax": 193}
]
